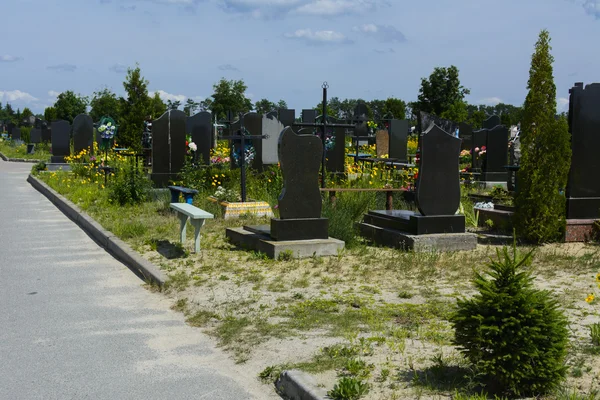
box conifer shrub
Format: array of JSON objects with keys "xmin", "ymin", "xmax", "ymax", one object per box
[
  {"xmin": 514, "ymin": 29, "xmax": 571, "ymax": 243},
  {"xmin": 450, "ymin": 246, "xmax": 569, "ymax": 396}
]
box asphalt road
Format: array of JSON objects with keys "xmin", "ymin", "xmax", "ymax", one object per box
[{"xmin": 0, "ymin": 159, "xmax": 275, "ymax": 400}]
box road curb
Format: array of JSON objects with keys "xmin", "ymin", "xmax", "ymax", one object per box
[
  {"xmin": 0, "ymin": 151, "xmax": 41, "ymax": 163},
  {"xmin": 27, "ymin": 174, "xmax": 167, "ymax": 286},
  {"xmin": 276, "ymin": 370, "xmax": 328, "ymax": 400}
]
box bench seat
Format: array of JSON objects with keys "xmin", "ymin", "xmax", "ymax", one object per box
[{"xmin": 170, "ymin": 203, "xmax": 214, "ymax": 252}]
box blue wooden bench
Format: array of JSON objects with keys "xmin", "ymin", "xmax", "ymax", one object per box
[
  {"xmin": 168, "ymin": 185, "xmax": 199, "ymax": 204},
  {"xmin": 170, "ymin": 203, "xmax": 214, "ymax": 253}
]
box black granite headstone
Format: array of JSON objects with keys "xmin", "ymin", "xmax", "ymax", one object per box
[
  {"xmin": 419, "ymin": 111, "xmax": 457, "ymax": 135},
  {"xmin": 416, "ymin": 124, "xmax": 461, "ymax": 216},
  {"xmin": 7, "ymin": 123, "xmax": 15, "ymax": 137},
  {"xmin": 566, "ymin": 82, "xmax": 600, "ymax": 219},
  {"xmin": 50, "ymin": 120, "xmax": 71, "ymax": 163},
  {"xmin": 11, "ymin": 127, "xmax": 21, "ymax": 141},
  {"xmin": 266, "ymin": 111, "xmax": 278, "ymax": 119},
  {"xmin": 301, "ymin": 109, "xmax": 317, "ymax": 124},
  {"xmin": 471, "ymin": 129, "xmax": 487, "ymax": 170},
  {"xmin": 229, "ymin": 112, "xmax": 264, "ymax": 170},
  {"xmin": 483, "ymin": 124, "xmax": 509, "ymax": 182},
  {"xmin": 458, "ymin": 122, "xmax": 473, "ymax": 151},
  {"xmin": 186, "ymin": 111, "xmax": 213, "ymax": 165},
  {"xmin": 73, "ymin": 114, "xmax": 94, "ymax": 155},
  {"xmin": 279, "ymin": 109, "xmax": 296, "ymax": 128},
  {"xmin": 388, "ymin": 119, "xmax": 408, "ymax": 162},
  {"xmin": 41, "ymin": 122, "xmax": 51, "ymax": 142},
  {"xmin": 483, "ymin": 115, "xmax": 501, "ymax": 130},
  {"xmin": 30, "ymin": 128, "xmax": 41, "ymax": 143},
  {"xmin": 151, "ymin": 110, "xmax": 187, "ymax": 186},
  {"xmin": 354, "ymin": 103, "xmax": 369, "ymax": 121}
]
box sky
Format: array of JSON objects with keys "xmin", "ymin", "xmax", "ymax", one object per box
[{"xmin": 1, "ymin": 0, "xmax": 600, "ymax": 115}]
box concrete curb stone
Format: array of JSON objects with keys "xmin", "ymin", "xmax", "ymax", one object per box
[
  {"xmin": 27, "ymin": 174, "xmax": 166, "ymax": 286},
  {"xmin": 275, "ymin": 370, "xmax": 328, "ymax": 400}
]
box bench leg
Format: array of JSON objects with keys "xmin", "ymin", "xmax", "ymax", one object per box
[
  {"xmin": 178, "ymin": 214, "xmax": 188, "ymax": 244},
  {"xmin": 191, "ymin": 219, "xmax": 206, "ymax": 253}
]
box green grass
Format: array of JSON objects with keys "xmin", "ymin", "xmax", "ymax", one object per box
[{"xmin": 0, "ymin": 140, "xmax": 51, "ymax": 161}]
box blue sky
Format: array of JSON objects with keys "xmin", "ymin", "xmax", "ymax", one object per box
[{"xmin": 2, "ymin": 0, "xmax": 600, "ymax": 115}]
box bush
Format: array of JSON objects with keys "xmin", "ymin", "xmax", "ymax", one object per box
[
  {"xmin": 514, "ymin": 30, "xmax": 571, "ymax": 243},
  {"xmin": 109, "ymin": 160, "xmax": 152, "ymax": 205},
  {"xmin": 450, "ymin": 245, "xmax": 569, "ymax": 396},
  {"xmin": 322, "ymin": 191, "xmax": 376, "ymax": 246}
]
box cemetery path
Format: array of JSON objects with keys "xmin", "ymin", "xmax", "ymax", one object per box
[{"xmin": 0, "ymin": 160, "xmax": 277, "ymax": 400}]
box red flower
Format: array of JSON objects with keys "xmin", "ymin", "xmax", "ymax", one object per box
[{"xmin": 185, "ymin": 141, "xmax": 189, "ymax": 146}]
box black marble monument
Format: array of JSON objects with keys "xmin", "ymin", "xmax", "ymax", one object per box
[
  {"xmin": 50, "ymin": 120, "xmax": 71, "ymax": 163},
  {"xmin": 186, "ymin": 111, "xmax": 213, "ymax": 165},
  {"xmin": 73, "ymin": 114, "xmax": 94, "ymax": 155},
  {"xmin": 151, "ymin": 110, "xmax": 187, "ymax": 186}
]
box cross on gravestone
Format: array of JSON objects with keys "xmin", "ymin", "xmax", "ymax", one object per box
[
  {"xmin": 73, "ymin": 114, "xmax": 94, "ymax": 155},
  {"xmin": 151, "ymin": 110, "xmax": 187, "ymax": 187},
  {"xmin": 262, "ymin": 114, "xmax": 284, "ymax": 165},
  {"xmin": 226, "ymin": 112, "xmax": 265, "ymax": 171},
  {"xmin": 416, "ymin": 124, "xmax": 462, "ymax": 216},
  {"xmin": 50, "ymin": 120, "xmax": 71, "ymax": 163},
  {"xmin": 566, "ymin": 82, "xmax": 600, "ymax": 219},
  {"xmin": 218, "ymin": 112, "xmax": 269, "ymax": 202},
  {"xmin": 186, "ymin": 111, "xmax": 213, "ymax": 165}
]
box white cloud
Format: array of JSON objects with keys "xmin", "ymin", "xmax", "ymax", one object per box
[
  {"xmin": 150, "ymin": 90, "xmax": 187, "ymax": 103},
  {"xmin": 295, "ymin": 0, "xmax": 382, "ymax": 16},
  {"xmin": 352, "ymin": 23, "xmax": 405, "ymax": 43},
  {"xmin": 48, "ymin": 90, "xmax": 61, "ymax": 98},
  {"xmin": 583, "ymin": 0, "xmax": 600, "ymax": 18},
  {"xmin": 47, "ymin": 63, "xmax": 77, "ymax": 72},
  {"xmin": 220, "ymin": 0, "xmax": 386, "ymax": 17},
  {"xmin": 0, "ymin": 55, "xmax": 23, "ymax": 62},
  {"xmin": 0, "ymin": 90, "xmax": 38, "ymax": 103},
  {"xmin": 558, "ymin": 97, "xmax": 569, "ymax": 112},
  {"xmin": 284, "ymin": 28, "xmax": 351, "ymax": 44},
  {"xmin": 479, "ymin": 97, "xmax": 503, "ymax": 106}
]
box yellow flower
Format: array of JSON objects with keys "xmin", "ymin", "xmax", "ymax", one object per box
[
  {"xmin": 596, "ymin": 273, "xmax": 600, "ymax": 283},
  {"xmin": 586, "ymin": 294, "xmax": 595, "ymax": 304}
]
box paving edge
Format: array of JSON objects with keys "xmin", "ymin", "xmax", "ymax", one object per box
[
  {"xmin": 275, "ymin": 370, "xmax": 328, "ymax": 400},
  {"xmin": 27, "ymin": 173, "xmax": 167, "ymax": 286},
  {"xmin": 0, "ymin": 150, "xmax": 42, "ymax": 163}
]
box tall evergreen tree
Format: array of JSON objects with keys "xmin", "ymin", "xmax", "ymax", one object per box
[
  {"xmin": 514, "ymin": 30, "xmax": 571, "ymax": 243},
  {"xmin": 119, "ymin": 65, "xmax": 151, "ymax": 150}
]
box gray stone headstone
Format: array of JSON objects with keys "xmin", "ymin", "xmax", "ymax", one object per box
[
  {"xmin": 262, "ymin": 114, "xmax": 284, "ymax": 165},
  {"xmin": 388, "ymin": 119, "xmax": 408, "ymax": 162},
  {"xmin": 11, "ymin": 127, "xmax": 21, "ymax": 141},
  {"xmin": 151, "ymin": 110, "xmax": 187, "ymax": 187},
  {"xmin": 458, "ymin": 122, "xmax": 473, "ymax": 151},
  {"xmin": 278, "ymin": 126, "xmax": 323, "ymax": 219},
  {"xmin": 186, "ymin": 111, "xmax": 213, "ymax": 165},
  {"xmin": 50, "ymin": 120, "xmax": 71, "ymax": 163},
  {"xmin": 279, "ymin": 109, "xmax": 295, "ymax": 128},
  {"xmin": 566, "ymin": 82, "xmax": 600, "ymax": 219},
  {"xmin": 301, "ymin": 109, "xmax": 317, "ymax": 124},
  {"xmin": 483, "ymin": 115, "xmax": 501, "ymax": 130},
  {"xmin": 30, "ymin": 128, "xmax": 41, "ymax": 143},
  {"xmin": 483, "ymin": 124, "xmax": 509, "ymax": 181},
  {"xmin": 73, "ymin": 114, "xmax": 94, "ymax": 155},
  {"xmin": 416, "ymin": 124, "xmax": 461, "ymax": 216}
]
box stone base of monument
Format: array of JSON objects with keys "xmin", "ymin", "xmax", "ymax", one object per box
[
  {"xmin": 46, "ymin": 163, "xmax": 71, "ymax": 172},
  {"xmin": 565, "ymin": 219, "xmax": 597, "ymax": 242},
  {"xmin": 50, "ymin": 156, "xmax": 66, "ymax": 164},
  {"xmin": 207, "ymin": 197, "xmax": 274, "ymax": 219},
  {"xmin": 226, "ymin": 224, "xmax": 344, "ymax": 259},
  {"xmin": 357, "ymin": 210, "xmax": 476, "ymax": 252}
]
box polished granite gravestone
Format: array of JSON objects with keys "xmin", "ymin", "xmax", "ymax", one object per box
[
  {"xmin": 358, "ymin": 124, "xmax": 476, "ymax": 252},
  {"xmin": 483, "ymin": 115, "xmax": 501, "ymax": 130},
  {"xmin": 376, "ymin": 130, "xmax": 389, "ymax": 157},
  {"xmin": 482, "ymin": 124, "xmax": 509, "ymax": 182},
  {"xmin": 301, "ymin": 109, "xmax": 317, "ymax": 124},
  {"xmin": 11, "ymin": 127, "xmax": 21, "ymax": 141},
  {"xmin": 73, "ymin": 114, "xmax": 94, "ymax": 155},
  {"xmin": 226, "ymin": 126, "xmax": 344, "ymax": 258},
  {"xmin": 30, "ymin": 128, "xmax": 41, "ymax": 143},
  {"xmin": 419, "ymin": 111, "xmax": 458, "ymax": 135},
  {"xmin": 228, "ymin": 112, "xmax": 264, "ymax": 170},
  {"xmin": 388, "ymin": 119, "xmax": 409, "ymax": 162},
  {"xmin": 266, "ymin": 111, "xmax": 278, "ymax": 119},
  {"xmin": 566, "ymin": 82, "xmax": 600, "ymax": 219},
  {"xmin": 50, "ymin": 120, "xmax": 71, "ymax": 163},
  {"xmin": 41, "ymin": 122, "xmax": 51, "ymax": 142},
  {"xmin": 186, "ymin": 111, "xmax": 213, "ymax": 165},
  {"xmin": 326, "ymin": 116, "xmax": 347, "ymax": 173},
  {"xmin": 7, "ymin": 123, "xmax": 15, "ymax": 137},
  {"xmin": 279, "ymin": 109, "xmax": 296, "ymax": 128},
  {"xmin": 458, "ymin": 122, "xmax": 473, "ymax": 151},
  {"xmin": 262, "ymin": 114, "xmax": 284, "ymax": 165},
  {"xmin": 151, "ymin": 110, "xmax": 187, "ymax": 186}
]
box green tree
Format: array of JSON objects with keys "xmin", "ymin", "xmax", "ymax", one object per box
[
  {"xmin": 90, "ymin": 88, "xmax": 120, "ymax": 122},
  {"xmin": 514, "ymin": 30, "xmax": 571, "ymax": 243},
  {"xmin": 440, "ymin": 100, "xmax": 468, "ymax": 123},
  {"xmin": 206, "ymin": 78, "xmax": 252, "ymax": 120},
  {"xmin": 20, "ymin": 107, "xmax": 33, "ymax": 125},
  {"xmin": 167, "ymin": 100, "xmax": 181, "ymax": 110},
  {"xmin": 53, "ymin": 91, "xmax": 88, "ymax": 124},
  {"xmin": 183, "ymin": 98, "xmax": 199, "ymax": 116},
  {"xmin": 149, "ymin": 92, "xmax": 167, "ymax": 119},
  {"xmin": 383, "ymin": 97, "xmax": 406, "ymax": 120},
  {"xmin": 276, "ymin": 99, "xmax": 288, "ymax": 110},
  {"xmin": 119, "ymin": 64, "xmax": 152, "ymax": 150},
  {"xmin": 416, "ymin": 65, "xmax": 470, "ymax": 117},
  {"xmin": 254, "ymin": 99, "xmax": 276, "ymax": 115},
  {"xmin": 44, "ymin": 106, "xmax": 58, "ymax": 122}
]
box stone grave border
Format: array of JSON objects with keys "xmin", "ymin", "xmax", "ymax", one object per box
[
  {"xmin": 27, "ymin": 173, "xmax": 166, "ymax": 286},
  {"xmin": 0, "ymin": 151, "xmax": 42, "ymax": 163}
]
